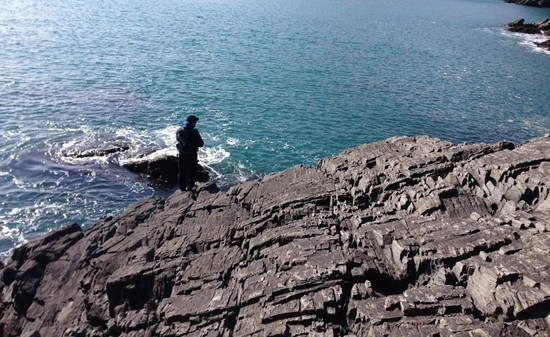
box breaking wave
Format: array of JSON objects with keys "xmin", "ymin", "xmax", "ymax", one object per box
[{"xmin": 498, "ymin": 27, "xmax": 550, "ymax": 55}]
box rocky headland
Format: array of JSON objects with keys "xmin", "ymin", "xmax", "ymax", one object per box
[
  {"xmin": 1, "ymin": 135, "xmax": 550, "ymax": 337},
  {"xmin": 508, "ymin": 18, "xmax": 550, "ymax": 52},
  {"xmin": 505, "ymin": 0, "xmax": 550, "ymax": 7}
]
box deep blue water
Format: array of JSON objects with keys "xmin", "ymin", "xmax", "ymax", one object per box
[{"xmin": 1, "ymin": 0, "xmax": 549, "ymax": 257}]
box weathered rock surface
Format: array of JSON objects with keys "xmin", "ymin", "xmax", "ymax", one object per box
[
  {"xmin": 505, "ymin": 0, "xmax": 550, "ymax": 7},
  {"xmin": 1, "ymin": 135, "xmax": 550, "ymax": 336},
  {"xmin": 508, "ymin": 18, "xmax": 550, "ymax": 35},
  {"xmin": 122, "ymin": 154, "xmax": 210, "ymax": 186}
]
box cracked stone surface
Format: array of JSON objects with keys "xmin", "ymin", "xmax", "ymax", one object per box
[{"xmin": 1, "ymin": 135, "xmax": 550, "ymax": 336}]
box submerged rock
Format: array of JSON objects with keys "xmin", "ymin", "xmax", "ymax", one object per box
[
  {"xmin": 1, "ymin": 135, "xmax": 550, "ymax": 336},
  {"xmin": 535, "ymin": 39, "xmax": 550, "ymax": 50},
  {"xmin": 62, "ymin": 141, "xmax": 130, "ymax": 160},
  {"xmin": 70, "ymin": 143, "xmax": 130, "ymax": 158}
]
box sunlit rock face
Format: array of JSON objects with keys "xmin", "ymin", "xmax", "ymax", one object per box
[{"xmin": 1, "ymin": 135, "xmax": 550, "ymax": 337}]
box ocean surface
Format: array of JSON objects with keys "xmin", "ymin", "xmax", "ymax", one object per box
[{"xmin": 1, "ymin": 0, "xmax": 549, "ymax": 257}]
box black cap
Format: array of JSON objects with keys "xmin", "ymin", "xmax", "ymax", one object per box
[{"xmin": 186, "ymin": 115, "xmax": 199, "ymax": 123}]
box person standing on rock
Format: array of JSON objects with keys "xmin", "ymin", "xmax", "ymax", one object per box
[{"xmin": 176, "ymin": 115, "xmax": 204, "ymax": 191}]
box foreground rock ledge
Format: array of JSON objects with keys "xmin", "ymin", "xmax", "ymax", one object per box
[{"xmin": 2, "ymin": 135, "xmax": 550, "ymax": 337}]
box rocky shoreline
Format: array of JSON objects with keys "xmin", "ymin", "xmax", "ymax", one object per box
[
  {"xmin": 505, "ymin": 0, "xmax": 550, "ymax": 7},
  {"xmin": 1, "ymin": 135, "xmax": 550, "ymax": 336},
  {"xmin": 508, "ymin": 18, "xmax": 550, "ymax": 52}
]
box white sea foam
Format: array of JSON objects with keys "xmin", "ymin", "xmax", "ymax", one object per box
[
  {"xmin": 12, "ymin": 175, "xmax": 27, "ymax": 189},
  {"xmin": 0, "ymin": 199, "xmax": 69, "ymax": 258},
  {"xmin": 119, "ymin": 143, "xmax": 231, "ymax": 176},
  {"xmin": 200, "ymin": 146, "xmax": 230, "ymax": 165},
  {"xmin": 115, "ymin": 127, "xmax": 156, "ymax": 144},
  {"xmin": 60, "ymin": 138, "xmax": 80, "ymax": 152},
  {"xmin": 226, "ymin": 137, "xmax": 239, "ymax": 146},
  {"xmin": 199, "ymin": 146, "xmax": 231, "ymax": 179},
  {"xmin": 154, "ymin": 126, "xmax": 180, "ymax": 147},
  {"xmin": 498, "ymin": 27, "xmax": 550, "ymax": 55},
  {"xmin": 60, "ymin": 154, "xmax": 112, "ymax": 166},
  {"xmin": 118, "ymin": 147, "xmax": 175, "ymax": 166},
  {"xmin": 0, "ymin": 225, "xmax": 25, "ymax": 258}
]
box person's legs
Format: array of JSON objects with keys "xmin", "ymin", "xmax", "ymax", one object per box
[
  {"xmin": 188, "ymin": 152, "xmax": 198, "ymax": 189},
  {"xmin": 178, "ymin": 153, "xmax": 190, "ymax": 191}
]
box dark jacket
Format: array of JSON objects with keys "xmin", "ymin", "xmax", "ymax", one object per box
[{"xmin": 176, "ymin": 122, "xmax": 204, "ymax": 153}]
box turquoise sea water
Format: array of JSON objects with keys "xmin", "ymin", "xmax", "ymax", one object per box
[{"xmin": 1, "ymin": 0, "xmax": 549, "ymax": 256}]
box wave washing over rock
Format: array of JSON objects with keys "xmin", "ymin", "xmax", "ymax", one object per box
[
  {"xmin": 508, "ymin": 18, "xmax": 550, "ymax": 51},
  {"xmin": 1, "ymin": 135, "xmax": 550, "ymax": 337}
]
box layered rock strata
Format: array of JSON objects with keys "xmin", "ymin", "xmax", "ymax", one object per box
[{"xmin": 1, "ymin": 135, "xmax": 550, "ymax": 337}]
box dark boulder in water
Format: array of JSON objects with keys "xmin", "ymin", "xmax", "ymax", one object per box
[
  {"xmin": 1, "ymin": 135, "xmax": 550, "ymax": 336},
  {"xmin": 64, "ymin": 140, "xmax": 210, "ymax": 186},
  {"xmin": 535, "ymin": 39, "xmax": 550, "ymax": 50},
  {"xmin": 122, "ymin": 152, "xmax": 210, "ymax": 186}
]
